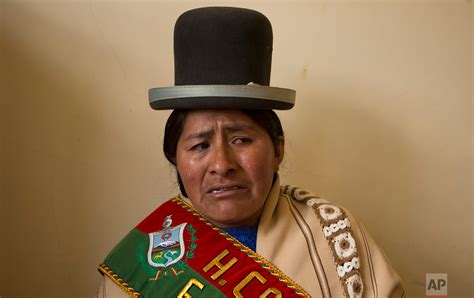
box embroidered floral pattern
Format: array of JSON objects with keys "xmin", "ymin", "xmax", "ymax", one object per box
[{"xmin": 281, "ymin": 185, "xmax": 364, "ymax": 298}]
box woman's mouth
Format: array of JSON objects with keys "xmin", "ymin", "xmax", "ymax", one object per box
[
  {"xmin": 206, "ymin": 185, "xmax": 246, "ymax": 197},
  {"xmin": 210, "ymin": 186, "xmax": 242, "ymax": 194}
]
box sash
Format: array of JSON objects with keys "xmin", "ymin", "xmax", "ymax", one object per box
[{"xmin": 99, "ymin": 197, "xmax": 310, "ymax": 297}]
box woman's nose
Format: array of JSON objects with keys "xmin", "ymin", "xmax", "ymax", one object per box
[{"xmin": 209, "ymin": 143, "xmax": 236, "ymax": 176}]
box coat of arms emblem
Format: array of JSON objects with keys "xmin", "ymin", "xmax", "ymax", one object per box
[{"xmin": 147, "ymin": 215, "xmax": 187, "ymax": 268}]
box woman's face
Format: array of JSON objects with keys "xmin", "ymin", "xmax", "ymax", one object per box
[{"xmin": 176, "ymin": 110, "xmax": 284, "ymax": 228}]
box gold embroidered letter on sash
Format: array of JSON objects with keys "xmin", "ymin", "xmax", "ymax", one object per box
[
  {"xmin": 233, "ymin": 271, "xmax": 266, "ymax": 297},
  {"xmin": 177, "ymin": 278, "xmax": 205, "ymax": 298},
  {"xmin": 203, "ymin": 249, "xmax": 238, "ymax": 280}
]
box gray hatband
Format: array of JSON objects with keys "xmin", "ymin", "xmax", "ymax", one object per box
[{"xmin": 149, "ymin": 85, "xmax": 295, "ymax": 104}]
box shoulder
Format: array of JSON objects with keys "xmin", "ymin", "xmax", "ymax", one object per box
[
  {"xmin": 279, "ymin": 184, "xmax": 405, "ymax": 298},
  {"xmin": 101, "ymin": 197, "xmax": 180, "ymax": 274},
  {"xmin": 280, "ymin": 184, "xmax": 352, "ymax": 235},
  {"xmin": 98, "ymin": 196, "xmax": 187, "ymax": 296},
  {"xmin": 280, "ymin": 184, "xmax": 361, "ymax": 272}
]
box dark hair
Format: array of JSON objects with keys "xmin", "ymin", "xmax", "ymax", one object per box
[{"xmin": 163, "ymin": 109, "xmax": 284, "ymax": 196}]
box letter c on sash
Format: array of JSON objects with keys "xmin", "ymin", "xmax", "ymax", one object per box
[
  {"xmin": 233, "ymin": 271, "xmax": 266, "ymax": 298},
  {"xmin": 261, "ymin": 287, "xmax": 283, "ymax": 298}
]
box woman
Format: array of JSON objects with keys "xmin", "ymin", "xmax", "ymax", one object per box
[{"xmin": 97, "ymin": 7, "xmax": 404, "ymax": 297}]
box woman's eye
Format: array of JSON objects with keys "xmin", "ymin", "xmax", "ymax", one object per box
[
  {"xmin": 190, "ymin": 143, "xmax": 209, "ymax": 151},
  {"xmin": 233, "ymin": 137, "xmax": 252, "ymax": 145}
]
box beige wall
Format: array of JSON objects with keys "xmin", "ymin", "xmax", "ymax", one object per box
[{"xmin": 0, "ymin": 1, "xmax": 471, "ymax": 297}]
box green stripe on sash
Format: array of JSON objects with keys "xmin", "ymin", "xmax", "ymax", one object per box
[{"xmin": 103, "ymin": 229, "xmax": 225, "ymax": 297}]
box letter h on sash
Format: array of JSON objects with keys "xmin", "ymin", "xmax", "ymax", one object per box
[{"xmin": 203, "ymin": 249, "xmax": 238, "ymax": 285}]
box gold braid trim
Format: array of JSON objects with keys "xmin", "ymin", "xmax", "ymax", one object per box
[
  {"xmin": 98, "ymin": 263, "xmax": 142, "ymax": 297},
  {"xmin": 173, "ymin": 196, "xmax": 310, "ymax": 297}
]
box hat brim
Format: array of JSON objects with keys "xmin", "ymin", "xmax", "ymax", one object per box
[{"xmin": 149, "ymin": 85, "xmax": 295, "ymax": 110}]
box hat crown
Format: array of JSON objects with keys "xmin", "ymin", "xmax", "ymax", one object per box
[{"xmin": 174, "ymin": 7, "xmax": 273, "ymax": 86}]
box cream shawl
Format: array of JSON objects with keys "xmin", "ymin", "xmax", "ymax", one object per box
[{"xmin": 257, "ymin": 176, "xmax": 405, "ymax": 297}]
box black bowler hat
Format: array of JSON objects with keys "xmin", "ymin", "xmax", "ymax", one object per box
[{"xmin": 149, "ymin": 7, "xmax": 295, "ymax": 110}]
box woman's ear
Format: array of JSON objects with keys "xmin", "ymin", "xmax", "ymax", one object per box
[{"xmin": 274, "ymin": 136, "xmax": 285, "ymax": 170}]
